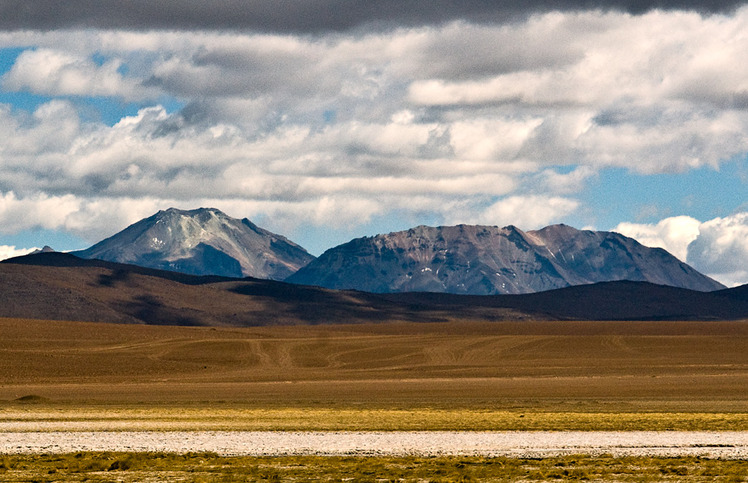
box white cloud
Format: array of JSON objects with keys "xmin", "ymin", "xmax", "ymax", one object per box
[
  {"xmin": 0, "ymin": 189, "xmax": 388, "ymax": 244},
  {"xmin": 614, "ymin": 216, "xmax": 701, "ymax": 262},
  {"xmin": 0, "ymin": 101, "xmax": 526, "ymax": 227},
  {"xmin": 0, "ymin": 99, "xmax": 80, "ymax": 157},
  {"xmin": 463, "ymin": 195, "xmax": 580, "ymax": 229},
  {"xmin": 687, "ymin": 213, "xmax": 748, "ymax": 287},
  {"xmin": 615, "ymin": 213, "xmax": 748, "ymax": 287},
  {"xmin": 536, "ymin": 165, "xmax": 597, "ymax": 195},
  {"xmin": 0, "ymin": 191, "xmax": 81, "ymax": 233},
  {"xmin": 0, "ymin": 190, "xmax": 163, "ymax": 240},
  {"xmin": 2, "ymin": 48, "xmax": 155, "ymax": 100},
  {"xmin": 0, "ymin": 9, "xmax": 747, "ymax": 247},
  {"xmin": 1, "ymin": 11, "xmax": 747, "ymax": 174},
  {"xmin": 0, "ymin": 245, "xmax": 38, "ymax": 261}
]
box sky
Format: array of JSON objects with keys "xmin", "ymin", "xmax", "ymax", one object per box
[{"xmin": 0, "ymin": 0, "xmax": 747, "ymax": 286}]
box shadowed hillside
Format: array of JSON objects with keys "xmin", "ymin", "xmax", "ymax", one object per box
[
  {"xmin": 2, "ymin": 252, "xmax": 748, "ymax": 326},
  {"xmin": 0, "ymin": 253, "xmax": 461, "ymax": 326}
]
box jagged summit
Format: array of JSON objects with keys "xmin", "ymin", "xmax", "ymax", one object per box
[
  {"xmin": 74, "ymin": 207, "xmax": 314, "ymax": 280},
  {"xmin": 287, "ymin": 223, "xmax": 724, "ymax": 294}
]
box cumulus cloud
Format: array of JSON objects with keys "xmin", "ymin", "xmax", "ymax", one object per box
[
  {"xmin": 687, "ymin": 213, "xmax": 748, "ymax": 287},
  {"xmin": 535, "ymin": 166, "xmax": 597, "ymax": 195},
  {"xmin": 0, "ymin": 99, "xmax": 519, "ymax": 207},
  {"xmin": 135, "ymin": 10, "xmax": 748, "ymax": 174},
  {"xmin": 0, "ymin": 190, "xmax": 165, "ymax": 240},
  {"xmin": 614, "ymin": 216, "xmax": 701, "ymax": 261},
  {"xmin": 0, "ymin": 191, "xmax": 80, "ymax": 235},
  {"xmin": 462, "ymin": 195, "xmax": 581, "ymax": 228},
  {"xmin": 0, "ymin": 9, "xmax": 747, "ymax": 252},
  {"xmin": 3, "ymin": 48, "xmax": 154, "ymax": 100},
  {"xmin": 0, "ymin": 189, "xmax": 388, "ymax": 245},
  {"xmin": 0, "ymin": 245, "xmax": 37, "ymax": 261},
  {"xmin": 615, "ymin": 213, "xmax": 748, "ymax": 286}
]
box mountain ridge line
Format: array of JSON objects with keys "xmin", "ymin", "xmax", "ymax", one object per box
[{"xmin": 56, "ymin": 207, "xmax": 724, "ymax": 295}]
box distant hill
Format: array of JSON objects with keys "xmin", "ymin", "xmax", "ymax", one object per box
[
  {"xmin": 1, "ymin": 252, "xmax": 746, "ymax": 326},
  {"xmin": 0, "ymin": 252, "xmax": 484, "ymax": 326},
  {"xmin": 73, "ymin": 207, "xmax": 314, "ymax": 280},
  {"xmin": 287, "ymin": 224, "xmax": 724, "ymax": 294}
]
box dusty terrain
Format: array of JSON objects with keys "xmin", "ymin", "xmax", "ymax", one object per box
[{"xmin": 1, "ymin": 317, "xmax": 746, "ymax": 410}]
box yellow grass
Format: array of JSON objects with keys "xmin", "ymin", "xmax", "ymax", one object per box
[
  {"xmin": 2, "ymin": 406, "xmax": 748, "ymax": 432},
  {"xmin": 1, "ymin": 453, "xmax": 747, "ymax": 482}
]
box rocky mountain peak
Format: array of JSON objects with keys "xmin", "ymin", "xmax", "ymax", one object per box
[
  {"xmin": 73, "ymin": 208, "xmax": 314, "ymax": 280},
  {"xmin": 287, "ymin": 223, "xmax": 724, "ymax": 294}
]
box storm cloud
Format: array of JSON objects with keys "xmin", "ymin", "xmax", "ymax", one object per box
[{"xmin": 0, "ymin": 0, "xmax": 745, "ymax": 32}]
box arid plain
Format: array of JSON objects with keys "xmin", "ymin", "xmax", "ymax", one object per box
[
  {"xmin": 2, "ymin": 316, "xmax": 747, "ymax": 431},
  {"xmin": 3, "ymin": 314, "xmax": 748, "ymax": 480}
]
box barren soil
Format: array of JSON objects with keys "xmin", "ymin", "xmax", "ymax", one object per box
[{"xmin": 1, "ymin": 317, "xmax": 746, "ymax": 412}]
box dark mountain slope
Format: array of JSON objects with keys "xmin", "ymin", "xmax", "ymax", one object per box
[
  {"xmin": 0, "ymin": 253, "xmax": 509, "ymax": 326},
  {"xmin": 2, "ymin": 252, "xmax": 747, "ymax": 325},
  {"xmin": 6, "ymin": 251, "xmax": 236, "ymax": 285},
  {"xmin": 73, "ymin": 207, "xmax": 314, "ymax": 280},
  {"xmin": 383, "ymin": 280, "xmax": 748, "ymax": 321},
  {"xmin": 287, "ymin": 224, "xmax": 724, "ymax": 294},
  {"xmin": 717, "ymin": 283, "xmax": 748, "ymax": 301}
]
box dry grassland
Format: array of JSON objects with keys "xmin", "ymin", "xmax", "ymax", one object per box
[
  {"xmin": 1, "ymin": 453, "xmax": 747, "ymax": 482},
  {"xmin": 3, "ymin": 407, "xmax": 748, "ymax": 432},
  {"xmin": 1, "ymin": 317, "xmax": 747, "ymax": 430}
]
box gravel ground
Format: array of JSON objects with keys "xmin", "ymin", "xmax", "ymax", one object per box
[{"xmin": 1, "ymin": 431, "xmax": 747, "ymax": 458}]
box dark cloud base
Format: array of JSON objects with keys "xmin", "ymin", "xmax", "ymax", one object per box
[{"xmin": 0, "ymin": 0, "xmax": 744, "ymax": 32}]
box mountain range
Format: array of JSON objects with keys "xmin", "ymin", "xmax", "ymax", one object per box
[{"xmin": 64, "ymin": 207, "xmax": 723, "ymax": 295}]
